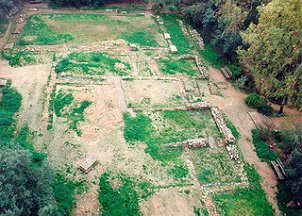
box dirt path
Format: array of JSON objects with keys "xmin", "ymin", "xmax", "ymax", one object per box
[{"xmin": 205, "ymin": 66, "xmax": 282, "ymax": 215}]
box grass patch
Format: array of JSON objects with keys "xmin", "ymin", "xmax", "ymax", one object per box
[
  {"xmin": 158, "ymin": 59, "xmax": 197, "ymax": 76},
  {"xmin": 98, "ymin": 172, "xmax": 154, "ymax": 216},
  {"xmin": 52, "ymin": 89, "xmax": 92, "ymax": 136},
  {"xmin": 168, "ymin": 162, "xmax": 189, "ymax": 181},
  {"xmin": 190, "ymin": 148, "xmax": 240, "ymax": 183},
  {"xmin": 16, "ymin": 126, "xmax": 45, "ymax": 167},
  {"xmin": 81, "ymin": 3, "xmax": 147, "ymax": 12},
  {"xmin": 224, "ymin": 118, "xmax": 240, "ymax": 140},
  {"xmin": 213, "ymin": 164, "xmax": 274, "ymax": 216},
  {"xmin": 1, "ymin": 49, "xmax": 40, "ymax": 67},
  {"xmin": 119, "ymin": 31, "xmax": 159, "ymax": 47},
  {"xmin": 199, "ymin": 43, "xmax": 226, "ymax": 69},
  {"xmin": 124, "ymin": 110, "xmax": 220, "ymax": 161},
  {"xmin": 161, "ymin": 14, "xmax": 192, "ymax": 54},
  {"xmin": 0, "ymin": 84, "xmax": 22, "ymax": 143},
  {"xmin": 18, "ymin": 14, "xmax": 74, "ymax": 45},
  {"xmin": 52, "ymin": 174, "xmax": 86, "ymax": 216},
  {"xmin": 252, "ymin": 129, "xmax": 278, "ymax": 162},
  {"xmin": 55, "ymin": 52, "xmax": 131, "ymax": 76}
]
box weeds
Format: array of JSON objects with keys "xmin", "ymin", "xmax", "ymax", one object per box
[
  {"xmin": 158, "ymin": 59, "xmax": 197, "ymax": 76},
  {"xmin": 55, "ymin": 52, "xmax": 131, "ymax": 76},
  {"xmin": 168, "ymin": 162, "xmax": 189, "ymax": 181},
  {"xmin": 252, "ymin": 129, "xmax": 278, "ymax": 162},
  {"xmin": 199, "ymin": 43, "xmax": 226, "ymax": 68},
  {"xmin": 120, "ymin": 31, "xmax": 159, "ymax": 47},
  {"xmin": 18, "ymin": 14, "xmax": 74, "ymax": 45},
  {"xmin": 213, "ymin": 164, "xmax": 274, "ymax": 216},
  {"xmin": 52, "ymin": 174, "xmax": 86, "ymax": 215},
  {"xmin": 1, "ymin": 50, "xmax": 39, "ymax": 67}
]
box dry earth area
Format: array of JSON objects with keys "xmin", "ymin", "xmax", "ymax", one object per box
[{"xmin": 2, "ymin": 3, "xmax": 299, "ymax": 216}]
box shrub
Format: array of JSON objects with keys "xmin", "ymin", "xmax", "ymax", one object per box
[
  {"xmin": 245, "ymin": 93, "xmax": 262, "ymax": 109},
  {"xmin": 257, "ymin": 101, "xmax": 274, "ymax": 116},
  {"xmin": 228, "ymin": 64, "xmax": 242, "ymax": 80}
]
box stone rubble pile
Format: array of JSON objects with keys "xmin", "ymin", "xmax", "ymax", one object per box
[
  {"xmin": 195, "ymin": 56, "xmax": 208, "ymax": 78},
  {"xmin": 226, "ymin": 145, "xmax": 240, "ymax": 162},
  {"xmin": 211, "ymin": 106, "xmax": 235, "ymax": 144},
  {"xmin": 187, "ymin": 101, "xmax": 212, "ymax": 110},
  {"xmin": 165, "ymin": 138, "xmax": 209, "ymax": 149},
  {"xmin": 177, "ymin": 19, "xmax": 190, "ymax": 36}
]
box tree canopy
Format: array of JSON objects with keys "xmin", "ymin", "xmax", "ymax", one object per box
[{"xmin": 238, "ymin": 0, "xmax": 302, "ymax": 109}]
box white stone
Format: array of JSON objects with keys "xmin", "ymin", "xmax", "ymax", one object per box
[
  {"xmin": 164, "ymin": 33, "xmax": 171, "ymax": 40},
  {"xmin": 170, "ymin": 45, "xmax": 178, "ymax": 53}
]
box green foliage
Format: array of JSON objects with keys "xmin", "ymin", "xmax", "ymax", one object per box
[
  {"xmin": 120, "ymin": 31, "xmax": 159, "ymax": 47},
  {"xmin": 168, "ymin": 163, "xmax": 189, "ymax": 180},
  {"xmin": 18, "ymin": 14, "xmax": 74, "ymax": 45},
  {"xmin": 51, "ymin": 174, "xmax": 83, "ymax": 216},
  {"xmin": 245, "ymin": 93, "xmax": 274, "ymax": 116},
  {"xmin": 98, "ymin": 173, "xmax": 141, "ymax": 216},
  {"xmin": 53, "ymin": 89, "xmax": 74, "ymax": 117},
  {"xmin": 0, "ymin": 86, "xmax": 22, "ymax": 143},
  {"xmin": 52, "ymin": 89, "xmax": 92, "ymax": 136},
  {"xmin": 199, "ymin": 43, "xmax": 226, "ymax": 68},
  {"xmin": 49, "ymin": 0, "xmax": 105, "ymax": 7},
  {"xmin": 16, "ymin": 126, "xmax": 45, "ymax": 167},
  {"xmin": 213, "ymin": 164, "xmax": 274, "ymax": 216},
  {"xmin": 55, "ymin": 52, "xmax": 131, "ymax": 76},
  {"xmin": 224, "ymin": 118, "xmax": 240, "ymax": 140},
  {"xmin": 245, "ymin": 93, "xmax": 262, "ymax": 108},
  {"xmin": 123, "ymin": 112, "xmax": 152, "ymax": 143},
  {"xmin": 158, "ymin": 59, "xmax": 197, "ymax": 76},
  {"xmin": 124, "ymin": 110, "xmax": 220, "ymax": 161},
  {"xmin": 161, "ymin": 14, "xmax": 191, "ymax": 54},
  {"xmin": 0, "ymin": 149, "xmax": 57, "ymax": 215},
  {"xmin": 228, "ymin": 64, "xmax": 242, "ymax": 80},
  {"xmin": 1, "ymin": 49, "xmax": 39, "ymax": 67},
  {"xmin": 252, "ymin": 129, "xmax": 278, "ymax": 162}
]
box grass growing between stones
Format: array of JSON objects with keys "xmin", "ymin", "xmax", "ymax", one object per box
[
  {"xmin": 98, "ymin": 172, "xmax": 154, "ymax": 216},
  {"xmin": 213, "ymin": 165, "xmax": 274, "ymax": 216},
  {"xmin": 52, "ymin": 89, "xmax": 92, "ymax": 136},
  {"xmin": 189, "ymin": 148, "xmax": 240, "ymax": 183},
  {"xmin": 55, "ymin": 52, "xmax": 131, "ymax": 76},
  {"xmin": 123, "ymin": 110, "xmax": 220, "ymax": 161},
  {"xmin": 161, "ymin": 14, "xmax": 192, "ymax": 54},
  {"xmin": 1, "ymin": 49, "xmax": 40, "ymax": 67},
  {"xmin": 158, "ymin": 59, "xmax": 197, "ymax": 76}
]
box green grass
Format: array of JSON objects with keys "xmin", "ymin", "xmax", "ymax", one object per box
[
  {"xmin": 224, "ymin": 118, "xmax": 240, "ymax": 141},
  {"xmin": 55, "ymin": 52, "xmax": 131, "ymax": 76},
  {"xmin": 98, "ymin": 172, "xmax": 154, "ymax": 216},
  {"xmin": 199, "ymin": 43, "xmax": 226, "ymax": 69},
  {"xmin": 1, "ymin": 50, "xmax": 39, "ymax": 67},
  {"xmin": 168, "ymin": 162, "xmax": 189, "ymax": 181},
  {"xmin": 190, "ymin": 148, "xmax": 240, "ymax": 183},
  {"xmin": 0, "ymin": 85, "xmax": 22, "ymax": 144},
  {"xmin": 252, "ymin": 129, "xmax": 278, "ymax": 162},
  {"xmin": 158, "ymin": 59, "xmax": 197, "ymax": 76},
  {"xmin": 161, "ymin": 14, "xmax": 192, "ymax": 54},
  {"xmin": 124, "ymin": 110, "xmax": 220, "ymax": 161},
  {"xmin": 18, "ymin": 14, "xmax": 74, "ymax": 45},
  {"xmin": 52, "ymin": 174, "xmax": 86, "ymax": 216},
  {"xmin": 119, "ymin": 31, "xmax": 159, "ymax": 47},
  {"xmin": 52, "ymin": 89, "xmax": 92, "ymax": 136},
  {"xmin": 213, "ymin": 164, "xmax": 274, "ymax": 216},
  {"xmin": 16, "ymin": 126, "xmax": 45, "ymax": 167}
]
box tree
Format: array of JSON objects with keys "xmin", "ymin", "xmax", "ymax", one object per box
[
  {"xmin": 238, "ymin": 0, "xmax": 302, "ymax": 110},
  {"xmin": 0, "ymin": 149, "xmax": 58, "ymax": 216}
]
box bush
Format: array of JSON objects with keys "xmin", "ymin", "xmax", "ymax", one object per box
[
  {"xmin": 228, "ymin": 64, "xmax": 242, "ymax": 80},
  {"xmin": 245, "ymin": 93, "xmax": 262, "ymax": 109},
  {"xmin": 252, "ymin": 129, "xmax": 278, "ymax": 162},
  {"xmin": 257, "ymin": 101, "xmax": 274, "ymax": 116}
]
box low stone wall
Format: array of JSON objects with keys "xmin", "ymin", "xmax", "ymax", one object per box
[
  {"xmin": 189, "ymin": 28, "xmax": 204, "ymax": 50},
  {"xmin": 165, "ymin": 138, "xmax": 209, "ymax": 149},
  {"xmin": 211, "ymin": 106, "xmax": 235, "ymax": 144}
]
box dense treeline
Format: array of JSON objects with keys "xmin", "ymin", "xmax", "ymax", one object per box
[
  {"xmin": 0, "ymin": 0, "xmax": 20, "ymax": 18},
  {"xmin": 155, "ymin": 0, "xmax": 301, "ymax": 110}
]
